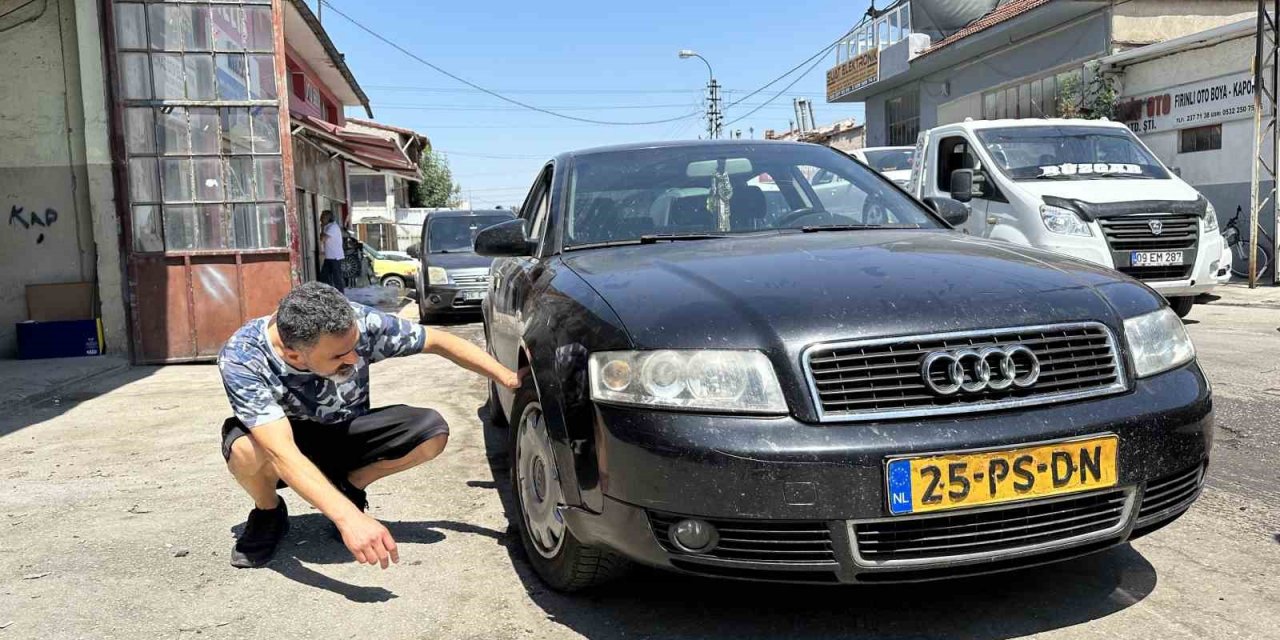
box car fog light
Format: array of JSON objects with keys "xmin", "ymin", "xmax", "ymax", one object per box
[
  {"xmin": 670, "ymin": 519, "xmax": 718, "ymax": 553},
  {"xmin": 600, "ymin": 359, "xmax": 632, "ymax": 392}
]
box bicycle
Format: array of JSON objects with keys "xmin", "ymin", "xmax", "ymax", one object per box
[{"xmin": 1222, "ymin": 206, "xmax": 1273, "ymax": 280}]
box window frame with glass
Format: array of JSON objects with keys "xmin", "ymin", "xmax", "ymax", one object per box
[{"xmin": 114, "ymin": 0, "xmax": 287, "ymax": 254}]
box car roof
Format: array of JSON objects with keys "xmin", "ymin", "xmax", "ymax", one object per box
[
  {"xmin": 557, "ymin": 138, "xmax": 820, "ymax": 161},
  {"xmin": 860, "ymin": 146, "xmax": 914, "ymax": 152},
  {"xmin": 425, "ymin": 209, "xmax": 514, "ymax": 219},
  {"xmin": 941, "ymin": 118, "xmax": 1131, "ymax": 132}
]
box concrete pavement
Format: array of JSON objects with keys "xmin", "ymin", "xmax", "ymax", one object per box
[{"xmin": 0, "ymin": 300, "xmax": 1278, "ymax": 639}]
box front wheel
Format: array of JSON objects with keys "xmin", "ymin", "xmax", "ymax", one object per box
[
  {"xmin": 1169, "ymin": 296, "xmax": 1195, "ymax": 318},
  {"xmin": 381, "ymin": 274, "xmax": 407, "ymax": 292},
  {"xmin": 509, "ymin": 387, "xmax": 629, "ymax": 592}
]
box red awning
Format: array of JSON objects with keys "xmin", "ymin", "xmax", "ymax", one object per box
[{"xmin": 291, "ymin": 115, "xmax": 420, "ymax": 181}]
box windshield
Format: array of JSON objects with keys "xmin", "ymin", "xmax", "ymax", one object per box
[
  {"xmin": 975, "ymin": 126, "xmax": 1169, "ymax": 181},
  {"xmin": 428, "ymin": 215, "xmax": 511, "ymax": 253},
  {"xmin": 564, "ymin": 143, "xmax": 939, "ymax": 247},
  {"xmin": 862, "ymin": 148, "xmax": 914, "ymax": 172}
]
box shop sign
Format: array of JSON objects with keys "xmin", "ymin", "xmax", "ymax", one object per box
[
  {"xmin": 827, "ymin": 49, "xmax": 879, "ymax": 102},
  {"xmin": 1120, "ymin": 72, "xmax": 1256, "ymax": 134}
]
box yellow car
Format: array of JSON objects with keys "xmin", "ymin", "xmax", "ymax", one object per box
[{"xmin": 363, "ymin": 244, "xmax": 419, "ymax": 291}]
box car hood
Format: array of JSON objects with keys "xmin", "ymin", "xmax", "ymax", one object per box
[
  {"xmin": 562, "ymin": 231, "xmax": 1140, "ymax": 350},
  {"xmin": 1012, "ymin": 177, "xmax": 1201, "ymax": 204},
  {"xmin": 425, "ymin": 251, "xmax": 494, "ymax": 271}
]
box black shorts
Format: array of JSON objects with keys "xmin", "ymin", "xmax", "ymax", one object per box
[{"xmin": 221, "ymin": 405, "xmax": 450, "ymax": 480}]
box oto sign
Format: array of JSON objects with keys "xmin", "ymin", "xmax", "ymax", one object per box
[
  {"xmin": 827, "ymin": 49, "xmax": 879, "ymax": 102},
  {"xmin": 1120, "ymin": 72, "xmax": 1256, "ymax": 135}
]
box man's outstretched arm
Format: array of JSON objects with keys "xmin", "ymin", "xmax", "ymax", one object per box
[
  {"xmin": 422, "ymin": 328, "xmax": 520, "ymax": 390},
  {"xmin": 249, "ymin": 418, "xmax": 399, "ymax": 569}
]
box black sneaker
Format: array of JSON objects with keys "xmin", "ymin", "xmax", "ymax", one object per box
[
  {"xmin": 329, "ymin": 478, "xmax": 368, "ymax": 540},
  {"xmin": 338, "ymin": 479, "xmax": 368, "ymax": 512},
  {"xmin": 230, "ymin": 497, "xmax": 289, "ymax": 568}
]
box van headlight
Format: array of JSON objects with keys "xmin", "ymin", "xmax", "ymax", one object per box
[
  {"xmin": 1040, "ymin": 205, "xmax": 1092, "ymax": 237},
  {"xmin": 1203, "ymin": 202, "xmax": 1218, "ymax": 232},
  {"xmin": 427, "ymin": 266, "xmax": 449, "ymax": 285},
  {"xmin": 589, "ymin": 350, "xmax": 787, "ymax": 414},
  {"xmin": 1123, "ymin": 308, "xmax": 1195, "ymax": 378}
]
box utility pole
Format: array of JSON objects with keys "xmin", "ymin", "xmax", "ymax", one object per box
[
  {"xmin": 680, "ymin": 50, "xmax": 721, "ymax": 139},
  {"xmin": 1251, "ymin": 0, "xmax": 1279, "ymax": 286},
  {"xmin": 708, "ymin": 78, "xmax": 723, "ymax": 139}
]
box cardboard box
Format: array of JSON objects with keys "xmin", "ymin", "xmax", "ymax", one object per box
[
  {"xmin": 16, "ymin": 319, "xmax": 104, "ymax": 359},
  {"xmin": 27, "ymin": 282, "xmax": 95, "ymax": 322}
]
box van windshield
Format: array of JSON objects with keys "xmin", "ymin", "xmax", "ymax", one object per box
[
  {"xmin": 975, "ymin": 126, "xmax": 1169, "ymax": 181},
  {"xmin": 428, "ymin": 215, "xmax": 511, "ymax": 253}
]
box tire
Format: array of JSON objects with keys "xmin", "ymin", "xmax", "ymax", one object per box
[
  {"xmin": 381, "ymin": 275, "xmax": 406, "ymax": 291},
  {"xmin": 508, "ymin": 386, "xmax": 629, "ymax": 592},
  {"xmin": 487, "ymin": 379, "xmax": 509, "ymax": 429},
  {"xmin": 1169, "ymin": 296, "xmax": 1195, "ymax": 319}
]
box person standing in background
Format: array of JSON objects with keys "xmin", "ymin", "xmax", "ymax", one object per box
[{"xmin": 319, "ymin": 210, "xmax": 346, "ymax": 292}]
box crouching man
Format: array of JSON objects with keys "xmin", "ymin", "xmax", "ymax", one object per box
[{"xmin": 218, "ymin": 282, "xmax": 517, "ymax": 569}]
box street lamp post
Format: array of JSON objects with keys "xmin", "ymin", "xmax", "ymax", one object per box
[{"xmin": 679, "ymin": 49, "xmax": 722, "ymax": 139}]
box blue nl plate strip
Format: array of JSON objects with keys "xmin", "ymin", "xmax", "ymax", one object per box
[{"xmin": 887, "ymin": 459, "xmax": 913, "ymax": 515}]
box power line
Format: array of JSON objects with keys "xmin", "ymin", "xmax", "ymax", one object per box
[
  {"xmin": 320, "ymin": 0, "xmax": 703, "ymax": 126},
  {"xmin": 364, "ymin": 84, "xmax": 828, "ymax": 99},
  {"xmin": 724, "ymin": 17, "xmax": 869, "ymax": 110},
  {"xmin": 725, "ymin": 45, "xmax": 835, "ymax": 127},
  {"xmin": 435, "ymin": 149, "xmax": 548, "ymax": 160},
  {"xmin": 371, "ymin": 102, "xmax": 799, "ymax": 112}
]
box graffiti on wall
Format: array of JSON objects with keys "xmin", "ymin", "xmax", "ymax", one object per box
[{"xmin": 8, "ymin": 205, "xmax": 58, "ymax": 244}]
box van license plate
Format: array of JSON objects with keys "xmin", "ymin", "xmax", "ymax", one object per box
[
  {"xmin": 885, "ymin": 436, "xmax": 1118, "ymax": 515},
  {"xmin": 460, "ymin": 290, "xmax": 485, "ymax": 301},
  {"xmin": 1131, "ymin": 251, "xmax": 1183, "ymax": 267}
]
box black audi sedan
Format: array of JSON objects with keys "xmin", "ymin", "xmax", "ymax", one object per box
[{"xmin": 478, "ymin": 140, "xmax": 1211, "ymax": 591}]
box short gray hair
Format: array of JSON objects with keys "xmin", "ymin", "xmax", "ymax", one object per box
[{"xmin": 276, "ymin": 282, "xmax": 355, "ymax": 349}]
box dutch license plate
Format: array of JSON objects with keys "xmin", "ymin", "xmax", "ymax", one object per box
[
  {"xmin": 1130, "ymin": 250, "xmax": 1184, "ymax": 267},
  {"xmin": 885, "ymin": 435, "xmax": 1118, "ymax": 516}
]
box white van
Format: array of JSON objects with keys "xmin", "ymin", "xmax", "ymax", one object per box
[
  {"xmin": 908, "ymin": 118, "xmax": 1223, "ymax": 316},
  {"xmin": 848, "ymin": 146, "xmax": 915, "ymax": 186}
]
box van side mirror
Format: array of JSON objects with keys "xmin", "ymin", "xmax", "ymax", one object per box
[
  {"xmin": 949, "ymin": 169, "xmax": 975, "ymax": 203},
  {"xmin": 474, "ymin": 219, "xmax": 534, "ymax": 257},
  {"xmin": 924, "ymin": 197, "xmax": 971, "ymax": 226}
]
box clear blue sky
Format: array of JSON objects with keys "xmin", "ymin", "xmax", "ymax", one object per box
[{"xmin": 318, "ymin": 0, "xmax": 869, "ymax": 208}]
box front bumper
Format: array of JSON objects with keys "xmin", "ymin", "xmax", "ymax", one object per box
[
  {"xmin": 421, "ymin": 286, "xmax": 486, "ymax": 313},
  {"xmin": 565, "ymin": 362, "xmax": 1211, "ymax": 584}
]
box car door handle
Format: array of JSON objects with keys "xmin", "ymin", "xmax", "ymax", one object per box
[{"xmin": 986, "ymin": 215, "xmax": 998, "ymax": 224}]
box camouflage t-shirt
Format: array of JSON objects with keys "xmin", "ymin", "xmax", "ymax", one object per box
[{"xmin": 218, "ymin": 302, "xmax": 427, "ymax": 428}]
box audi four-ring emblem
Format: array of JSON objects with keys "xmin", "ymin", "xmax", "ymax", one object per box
[{"xmin": 920, "ymin": 345, "xmax": 1041, "ymax": 395}]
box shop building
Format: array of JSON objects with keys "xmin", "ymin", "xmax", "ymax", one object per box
[{"xmin": 828, "ymin": 0, "xmax": 1255, "ymax": 147}]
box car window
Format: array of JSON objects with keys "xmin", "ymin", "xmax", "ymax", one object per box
[
  {"xmin": 975, "ymin": 126, "xmax": 1170, "ymax": 181},
  {"xmin": 527, "ymin": 175, "xmax": 552, "ymax": 247},
  {"xmin": 562, "ymin": 143, "xmax": 939, "ymax": 247},
  {"xmin": 427, "ymin": 215, "xmax": 512, "ymax": 253}
]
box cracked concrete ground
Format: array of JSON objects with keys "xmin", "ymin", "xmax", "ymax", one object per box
[{"xmin": 0, "ymin": 301, "xmax": 1278, "ymax": 639}]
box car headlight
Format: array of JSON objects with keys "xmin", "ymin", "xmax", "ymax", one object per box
[
  {"xmin": 427, "ymin": 266, "xmax": 449, "ymax": 285},
  {"xmin": 1123, "ymin": 307, "xmax": 1195, "ymax": 378},
  {"xmin": 589, "ymin": 350, "xmax": 787, "ymax": 414},
  {"xmin": 1203, "ymin": 202, "xmax": 1218, "ymax": 232},
  {"xmin": 1040, "ymin": 204, "xmax": 1092, "ymax": 237}
]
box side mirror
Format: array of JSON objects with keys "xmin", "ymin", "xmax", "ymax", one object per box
[
  {"xmin": 949, "ymin": 169, "xmax": 975, "ymax": 203},
  {"xmin": 474, "ymin": 219, "xmax": 534, "ymax": 257},
  {"xmin": 924, "ymin": 197, "xmax": 971, "ymax": 226}
]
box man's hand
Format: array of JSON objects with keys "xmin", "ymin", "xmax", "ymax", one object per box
[
  {"xmin": 498, "ymin": 367, "xmax": 522, "ymax": 390},
  {"xmin": 338, "ymin": 514, "xmax": 400, "ymax": 569}
]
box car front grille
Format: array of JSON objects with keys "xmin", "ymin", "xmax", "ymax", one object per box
[
  {"xmin": 1100, "ymin": 214, "xmax": 1199, "ymax": 282},
  {"xmin": 450, "ymin": 273, "xmax": 490, "ymax": 287},
  {"xmin": 803, "ymin": 323, "xmax": 1126, "ymax": 422},
  {"xmin": 648, "ymin": 512, "xmax": 837, "ymax": 564},
  {"xmin": 1098, "ymin": 214, "xmax": 1199, "ymax": 251},
  {"xmin": 851, "ymin": 488, "xmax": 1133, "ymax": 567},
  {"xmin": 1137, "ymin": 464, "xmax": 1204, "ymax": 525}
]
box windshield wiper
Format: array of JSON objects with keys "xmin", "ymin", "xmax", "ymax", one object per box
[
  {"xmin": 801, "ymin": 224, "xmax": 920, "ymax": 233},
  {"xmin": 638, "ymin": 233, "xmax": 729, "ymax": 244}
]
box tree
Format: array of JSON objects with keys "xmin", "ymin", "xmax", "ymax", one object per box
[{"xmin": 411, "ymin": 150, "xmax": 462, "ymax": 208}]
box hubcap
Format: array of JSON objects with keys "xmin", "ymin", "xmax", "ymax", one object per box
[{"xmin": 516, "ymin": 402, "xmax": 565, "ymax": 558}]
